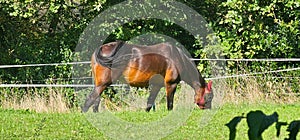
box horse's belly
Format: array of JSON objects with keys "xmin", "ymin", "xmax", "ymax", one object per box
[
  {"xmin": 122, "ymin": 54, "xmax": 168, "ymax": 87},
  {"xmin": 123, "ymin": 68, "xmax": 157, "ymax": 87}
]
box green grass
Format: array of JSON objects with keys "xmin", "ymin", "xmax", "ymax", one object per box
[{"xmin": 0, "ymin": 103, "xmax": 299, "ymax": 140}]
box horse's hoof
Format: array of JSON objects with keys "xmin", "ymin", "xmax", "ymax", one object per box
[
  {"xmin": 145, "ymin": 107, "xmax": 151, "ymax": 112},
  {"xmin": 145, "ymin": 104, "xmax": 153, "ymax": 112},
  {"xmin": 81, "ymin": 106, "xmax": 89, "ymax": 113},
  {"xmin": 93, "ymin": 107, "xmax": 99, "ymax": 113},
  {"xmin": 167, "ymin": 105, "xmax": 173, "ymax": 111}
]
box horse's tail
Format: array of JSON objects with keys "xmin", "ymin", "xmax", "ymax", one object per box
[{"xmin": 95, "ymin": 41, "xmax": 125, "ymax": 67}]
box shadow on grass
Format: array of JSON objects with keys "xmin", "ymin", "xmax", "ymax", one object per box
[{"xmin": 225, "ymin": 110, "xmax": 300, "ymax": 140}]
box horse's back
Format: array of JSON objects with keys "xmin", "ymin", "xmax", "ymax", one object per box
[{"xmin": 133, "ymin": 42, "xmax": 176, "ymax": 57}]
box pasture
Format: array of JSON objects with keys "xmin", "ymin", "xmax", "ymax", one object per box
[
  {"xmin": 1, "ymin": 78, "xmax": 299, "ymax": 140},
  {"xmin": 1, "ymin": 76, "xmax": 300, "ymax": 139},
  {"xmin": 0, "ymin": 103, "xmax": 299, "ymax": 139}
]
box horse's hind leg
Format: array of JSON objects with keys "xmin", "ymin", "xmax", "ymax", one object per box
[
  {"xmin": 92, "ymin": 96, "xmax": 101, "ymax": 112},
  {"xmin": 82, "ymin": 85, "xmax": 107, "ymax": 112},
  {"xmin": 92, "ymin": 87, "xmax": 117, "ymax": 112}
]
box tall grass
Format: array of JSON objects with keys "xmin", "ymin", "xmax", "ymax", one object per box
[
  {"xmin": 0, "ymin": 87, "xmax": 71, "ymax": 113},
  {"xmin": 222, "ymin": 76, "xmax": 299, "ymax": 104},
  {"xmin": 0, "ymin": 75, "xmax": 299, "ymax": 113}
]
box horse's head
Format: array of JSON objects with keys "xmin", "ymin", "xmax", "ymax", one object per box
[{"xmin": 194, "ymin": 80, "xmax": 213, "ymax": 109}]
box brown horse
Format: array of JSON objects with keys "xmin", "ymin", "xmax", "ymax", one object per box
[{"xmin": 82, "ymin": 41, "xmax": 211, "ymax": 112}]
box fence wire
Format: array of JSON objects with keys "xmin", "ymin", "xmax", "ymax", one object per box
[{"xmin": 0, "ymin": 58, "xmax": 299, "ymax": 87}]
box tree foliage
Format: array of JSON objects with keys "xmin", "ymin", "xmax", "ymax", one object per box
[
  {"xmin": 0, "ymin": 0, "xmax": 102, "ymax": 83},
  {"xmin": 0, "ymin": 0, "xmax": 299, "ymax": 84},
  {"xmin": 215, "ymin": 0, "xmax": 300, "ymax": 69}
]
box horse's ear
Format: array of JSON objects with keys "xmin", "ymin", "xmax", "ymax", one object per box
[{"xmin": 207, "ymin": 80, "xmax": 212, "ymax": 91}]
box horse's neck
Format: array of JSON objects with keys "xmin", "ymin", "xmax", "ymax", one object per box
[
  {"xmin": 179, "ymin": 55, "xmax": 206, "ymax": 89},
  {"xmin": 184, "ymin": 72, "xmax": 205, "ymax": 89}
]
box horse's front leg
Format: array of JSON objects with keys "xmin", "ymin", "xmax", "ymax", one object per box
[
  {"xmin": 82, "ymin": 85, "xmax": 107, "ymax": 112},
  {"xmin": 146, "ymin": 74, "xmax": 164, "ymax": 112},
  {"xmin": 146, "ymin": 85, "xmax": 162, "ymax": 112},
  {"xmin": 165, "ymin": 83, "xmax": 177, "ymax": 110}
]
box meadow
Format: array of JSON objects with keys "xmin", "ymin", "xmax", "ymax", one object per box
[
  {"xmin": 0, "ymin": 77, "xmax": 299, "ymax": 140},
  {"xmin": 0, "ymin": 103, "xmax": 299, "ymax": 139}
]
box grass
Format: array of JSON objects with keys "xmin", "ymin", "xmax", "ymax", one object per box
[
  {"xmin": 0, "ymin": 102, "xmax": 299, "ymax": 139},
  {"xmin": 0, "ymin": 76, "xmax": 299, "ymax": 139},
  {"xmin": 0, "ymin": 109, "xmax": 102, "ymax": 139},
  {"xmin": 220, "ymin": 76, "xmax": 299, "ymax": 104},
  {"xmin": 1, "ymin": 76, "xmax": 299, "ymax": 112},
  {"xmin": 0, "ymin": 87, "xmax": 71, "ymax": 113}
]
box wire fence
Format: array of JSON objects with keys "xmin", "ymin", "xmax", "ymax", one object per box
[
  {"xmin": 1, "ymin": 58, "xmax": 300, "ymax": 69},
  {"xmin": 0, "ymin": 58, "xmax": 300, "ymax": 88}
]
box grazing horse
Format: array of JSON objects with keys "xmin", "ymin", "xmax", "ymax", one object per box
[{"xmin": 82, "ymin": 41, "xmax": 211, "ymax": 112}]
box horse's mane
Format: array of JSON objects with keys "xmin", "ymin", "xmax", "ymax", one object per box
[{"xmin": 95, "ymin": 41, "xmax": 125, "ymax": 67}]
